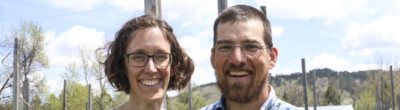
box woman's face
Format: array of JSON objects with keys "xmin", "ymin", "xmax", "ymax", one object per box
[{"xmin": 125, "ymin": 27, "xmax": 171, "ymax": 102}]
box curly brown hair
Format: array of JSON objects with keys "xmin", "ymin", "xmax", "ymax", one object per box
[{"xmin": 102, "ymin": 15, "xmax": 194, "ymax": 94}]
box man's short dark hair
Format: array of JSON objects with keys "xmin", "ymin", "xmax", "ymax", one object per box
[{"xmin": 213, "ymin": 5, "xmax": 273, "ymax": 48}]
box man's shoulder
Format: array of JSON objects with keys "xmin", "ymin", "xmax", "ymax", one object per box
[
  {"xmin": 200, "ymin": 104, "xmax": 215, "ymax": 110},
  {"xmin": 266, "ymin": 98, "xmax": 298, "ymax": 110},
  {"xmin": 200, "ymin": 100, "xmax": 223, "ymax": 110},
  {"xmin": 200, "ymin": 102, "xmax": 219, "ymax": 110}
]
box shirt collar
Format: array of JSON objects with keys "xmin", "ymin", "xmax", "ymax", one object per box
[
  {"xmin": 261, "ymin": 86, "xmax": 277, "ymax": 109},
  {"xmin": 215, "ymin": 86, "xmax": 277, "ymax": 110}
]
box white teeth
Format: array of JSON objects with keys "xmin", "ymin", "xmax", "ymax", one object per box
[
  {"xmin": 141, "ymin": 79, "xmax": 160, "ymax": 86},
  {"xmin": 229, "ymin": 71, "xmax": 249, "ymax": 76}
]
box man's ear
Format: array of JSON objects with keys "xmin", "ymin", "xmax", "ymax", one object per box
[
  {"xmin": 268, "ymin": 47, "xmax": 278, "ymax": 69},
  {"xmin": 210, "ymin": 48, "xmax": 216, "ymax": 69}
]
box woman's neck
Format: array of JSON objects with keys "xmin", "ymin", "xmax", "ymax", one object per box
[{"xmin": 118, "ymin": 95, "xmax": 164, "ymax": 110}]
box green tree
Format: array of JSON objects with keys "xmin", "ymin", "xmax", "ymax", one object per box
[
  {"xmin": 355, "ymin": 86, "xmax": 375, "ymax": 110},
  {"xmin": 283, "ymin": 91, "xmax": 289, "ymax": 102},
  {"xmin": 43, "ymin": 93, "xmax": 61, "ymax": 110},
  {"xmin": 111, "ymin": 92, "xmax": 129, "ymax": 107},
  {"xmin": 61, "ymin": 62, "xmax": 89, "ymax": 110},
  {"xmin": 280, "ymin": 80, "xmax": 303, "ymax": 106},
  {"xmin": 324, "ymin": 85, "xmax": 340, "ymax": 105},
  {"xmin": 167, "ymin": 96, "xmax": 187, "ymax": 110},
  {"xmin": 169, "ymin": 87, "xmax": 208, "ymax": 110},
  {"xmin": 192, "ymin": 95, "xmax": 207, "ymax": 109},
  {"xmin": 93, "ymin": 90, "xmax": 112, "ymax": 110},
  {"xmin": 31, "ymin": 95, "xmax": 42, "ymax": 109},
  {"xmin": 59, "ymin": 82, "xmax": 88, "ymax": 110}
]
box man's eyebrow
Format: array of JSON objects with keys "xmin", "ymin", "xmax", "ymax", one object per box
[
  {"xmin": 242, "ymin": 39, "xmax": 262, "ymax": 44},
  {"xmin": 216, "ymin": 40, "xmax": 232, "ymax": 44},
  {"xmin": 216, "ymin": 39, "xmax": 262, "ymax": 44}
]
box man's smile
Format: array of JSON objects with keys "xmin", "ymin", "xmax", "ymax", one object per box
[{"xmin": 228, "ymin": 71, "xmax": 250, "ymax": 76}]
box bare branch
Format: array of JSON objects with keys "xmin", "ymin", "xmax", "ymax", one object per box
[
  {"xmin": 0, "ymin": 52, "xmax": 13, "ymax": 95},
  {"xmin": 0, "ymin": 76, "xmax": 12, "ymax": 95}
]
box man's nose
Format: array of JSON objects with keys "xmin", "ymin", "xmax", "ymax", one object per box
[{"xmin": 229, "ymin": 47, "xmax": 246, "ymax": 65}]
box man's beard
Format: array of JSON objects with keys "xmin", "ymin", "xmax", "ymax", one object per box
[{"xmin": 216, "ymin": 63, "xmax": 268, "ymax": 103}]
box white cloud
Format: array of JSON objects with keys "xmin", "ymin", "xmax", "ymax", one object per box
[
  {"xmin": 162, "ymin": 0, "xmax": 218, "ymax": 28},
  {"xmin": 255, "ymin": 0, "xmax": 372, "ymax": 24},
  {"xmin": 44, "ymin": 26, "xmax": 105, "ymax": 82},
  {"xmin": 48, "ymin": 0, "xmax": 102, "ymax": 11},
  {"xmin": 47, "ymin": 79, "xmax": 63, "ymax": 94},
  {"xmin": 387, "ymin": 0, "xmax": 400, "ymax": 15},
  {"xmin": 179, "ymin": 35, "xmax": 212, "ymax": 64},
  {"xmin": 191, "ymin": 66, "xmax": 216, "ymax": 85},
  {"xmin": 44, "ymin": 31, "xmax": 56, "ymax": 43},
  {"xmin": 107, "ymin": 0, "xmax": 143, "ymax": 12},
  {"xmin": 47, "ymin": 25, "xmax": 105, "ymax": 57},
  {"xmin": 178, "ymin": 30, "xmax": 215, "ymax": 85},
  {"xmin": 349, "ymin": 49, "xmax": 372, "ymax": 57},
  {"xmin": 28, "ymin": 71, "xmax": 44, "ymax": 82},
  {"xmin": 166, "ymin": 91, "xmax": 179, "ymax": 97},
  {"xmin": 307, "ymin": 53, "xmax": 350, "ymax": 71},
  {"xmin": 272, "ymin": 26, "xmax": 284, "ymax": 38},
  {"xmin": 341, "ymin": 15, "xmax": 400, "ymax": 52}
]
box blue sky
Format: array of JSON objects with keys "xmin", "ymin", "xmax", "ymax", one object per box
[{"xmin": 1, "ymin": 0, "xmax": 400, "ymax": 95}]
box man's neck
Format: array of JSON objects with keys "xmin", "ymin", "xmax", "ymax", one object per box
[{"xmin": 225, "ymin": 86, "xmax": 270, "ymax": 110}]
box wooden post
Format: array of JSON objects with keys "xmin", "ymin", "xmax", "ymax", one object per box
[
  {"xmin": 397, "ymin": 95, "xmax": 399, "ymax": 110},
  {"xmin": 13, "ymin": 38, "xmax": 20, "ymax": 110},
  {"xmin": 301, "ymin": 58, "xmax": 308, "ymax": 109},
  {"xmin": 218, "ymin": 0, "xmax": 227, "ymax": 14},
  {"xmin": 63, "ymin": 80, "xmax": 67, "ymax": 110},
  {"xmin": 144, "ymin": 0, "xmax": 162, "ymax": 19},
  {"xmin": 88, "ymin": 84, "xmax": 92, "ymax": 110},
  {"xmin": 260, "ymin": 6, "xmax": 267, "ymax": 17},
  {"xmin": 376, "ymin": 84, "xmax": 380, "ymax": 110},
  {"xmin": 381, "ymin": 76, "xmax": 384, "ymax": 109},
  {"xmin": 313, "ymin": 71, "xmax": 317, "ymax": 110},
  {"xmin": 188, "ymin": 82, "xmax": 192, "ymax": 110},
  {"xmin": 390, "ymin": 65, "xmax": 396, "ymax": 110},
  {"xmin": 24, "ymin": 78, "xmax": 29, "ymax": 110}
]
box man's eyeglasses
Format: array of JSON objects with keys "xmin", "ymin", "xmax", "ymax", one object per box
[
  {"xmin": 125, "ymin": 53, "xmax": 172, "ymax": 67},
  {"xmin": 213, "ymin": 43, "xmax": 268, "ymax": 56}
]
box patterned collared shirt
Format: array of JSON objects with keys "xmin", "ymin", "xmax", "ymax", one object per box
[{"xmin": 200, "ymin": 86, "xmax": 298, "ymax": 110}]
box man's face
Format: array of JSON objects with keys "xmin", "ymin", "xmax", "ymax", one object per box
[{"xmin": 211, "ymin": 19, "xmax": 277, "ymax": 103}]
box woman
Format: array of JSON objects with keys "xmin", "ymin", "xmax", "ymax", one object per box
[{"xmin": 103, "ymin": 15, "xmax": 194, "ymax": 110}]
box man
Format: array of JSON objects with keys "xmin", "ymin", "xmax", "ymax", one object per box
[{"xmin": 201, "ymin": 5, "xmax": 297, "ymax": 110}]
